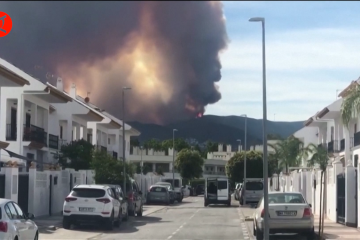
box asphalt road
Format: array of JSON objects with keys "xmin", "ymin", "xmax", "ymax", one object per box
[{"xmin": 40, "ymin": 196, "xmax": 251, "ymax": 240}]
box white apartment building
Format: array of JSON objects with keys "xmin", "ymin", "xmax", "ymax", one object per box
[{"xmin": 0, "ymin": 58, "xmax": 140, "ymax": 168}]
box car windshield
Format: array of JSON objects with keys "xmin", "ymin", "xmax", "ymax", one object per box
[
  {"xmin": 71, "ymin": 188, "xmax": 105, "ymax": 198},
  {"xmin": 150, "ymin": 186, "xmax": 167, "ymax": 192},
  {"xmin": 268, "ymin": 193, "xmax": 306, "ymax": 204},
  {"xmin": 246, "ymin": 182, "xmax": 263, "ymax": 190}
]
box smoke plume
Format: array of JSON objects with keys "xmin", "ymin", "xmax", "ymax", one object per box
[{"xmin": 0, "ymin": 1, "xmax": 229, "ymax": 124}]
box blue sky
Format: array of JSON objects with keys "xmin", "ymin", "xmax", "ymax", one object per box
[{"xmin": 206, "ymin": 1, "xmax": 360, "ymax": 122}]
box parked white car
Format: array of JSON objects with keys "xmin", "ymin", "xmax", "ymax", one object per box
[
  {"xmin": 0, "ymin": 198, "xmax": 38, "ymax": 240},
  {"xmin": 63, "ymin": 184, "xmax": 121, "ymax": 230},
  {"xmin": 253, "ymin": 191, "xmax": 314, "ymax": 240}
]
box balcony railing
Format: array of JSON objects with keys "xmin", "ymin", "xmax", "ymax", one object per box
[
  {"xmin": 6, "ymin": 124, "xmax": 16, "ymax": 141},
  {"xmin": 354, "ymin": 132, "xmax": 360, "ymax": 147},
  {"xmin": 97, "ymin": 145, "xmax": 107, "ymax": 152},
  {"xmin": 48, "ymin": 134, "xmax": 59, "ymax": 149},
  {"xmin": 203, "ymin": 171, "xmax": 226, "ymax": 176},
  {"xmin": 340, "ymin": 139, "xmax": 345, "ymax": 152},
  {"xmin": 328, "ymin": 140, "xmax": 340, "ymax": 153},
  {"xmin": 23, "ymin": 124, "xmax": 47, "ymax": 146}
]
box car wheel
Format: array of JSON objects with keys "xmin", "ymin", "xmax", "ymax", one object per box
[
  {"xmin": 123, "ymin": 209, "xmax": 129, "ymax": 221},
  {"xmin": 105, "ymin": 212, "xmax": 114, "ymax": 230},
  {"xmin": 178, "ymin": 198, "xmax": 183, "ymax": 203},
  {"xmin": 34, "ymin": 231, "xmax": 39, "ymax": 240},
  {"xmin": 136, "ymin": 204, "xmax": 143, "ymax": 217},
  {"xmin": 239, "ymin": 198, "xmax": 243, "ymax": 205},
  {"xmin": 227, "ymin": 200, "xmax": 231, "ymax": 207},
  {"xmin": 253, "ymin": 225, "xmax": 256, "ymax": 236},
  {"xmin": 256, "ymin": 228, "xmax": 263, "ymax": 240},
  {"xmin": 114, "ymin": 210, "xmax": 121, "ymax": 227},
  {"xmin": 305, "ymin": 227, "xmax": 315, "ymax": 240},
  {"xmin": 62, "ymin": 217, "xmax": 71, "ymax": 230}
]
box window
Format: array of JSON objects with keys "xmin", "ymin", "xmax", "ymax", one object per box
[
  {"xmin": 71, "ymin": 188, "xmax": 105, "ymax": 198},
  {"xmin": 246, "ymin": 182, "xmax": 263, "ymax": 191},
  {"xmin": 107, "ymin": 188, "xmax": 115, "ymax": 198},
  {"xmin": 150, "ymin": 187, "xmax": 167, "ymax": 192},
  {"xmin": 218, "ymin": 180, "xmax": 228, "ymax": 190},
  {"xmin": 12, "ymin": 203, "xmax": 24, "ymax": 219},
  {"xmin": 268, "ymin": 193, "xmax": 305, "ymax": 204},
  {"xmin": 4, "ymin": 205, "xmax": 12, "ymax": 219},
  {"xmin": 60, "ymin": 126, "xmax": 63, "ymax": 139},
  {"xmin": 6, "ymin": 203, "xmax": 18, "ymax": 219}
]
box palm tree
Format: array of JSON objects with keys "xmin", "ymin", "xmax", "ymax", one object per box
[
  {"xmin": 268, "ymin": 136, "xmax": 309, "ymax": 174},
  {"xmin": 307, "ymin": 143, "xmax": 329, "ymax": 239},
  {"xmin": 340, "ymin": 84, "xmax": 360, "ymax": 127}
]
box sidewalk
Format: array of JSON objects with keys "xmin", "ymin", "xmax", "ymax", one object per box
[
  {"xmin": 314, "ymin": 216, "xmax": 360, "ymax": 240},
  {"xmin": 34, "ymin": 214, "xmax": 62, "ymax": 231}
]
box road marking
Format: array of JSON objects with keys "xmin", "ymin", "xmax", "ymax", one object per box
[
  {"xmin": 167, "ymin": 222, "xmax": 187, "ymax": 239},
  {"xmin": 237, "ymin": 208, "xmax": 254, "ymax": 240},
  {"xmin": 188, "ymin": 208, "xmax": 201, "ymax": 220}
]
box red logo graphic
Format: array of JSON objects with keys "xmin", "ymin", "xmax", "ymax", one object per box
[{"xmin": 0, "ymin": 12, "xmax": 12, "ymax": 37}]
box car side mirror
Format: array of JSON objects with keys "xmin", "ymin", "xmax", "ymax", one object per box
[
  {"xmin": 138, "ymin": 191, "xmax": 142, "ymax": 195},
  {"xmin": 27, "ymin": 213, "xmax": 35, "ymax": 220},
  {"xmin": 309, "ymin": 204, "xmax": 312, "ymax": 208}
]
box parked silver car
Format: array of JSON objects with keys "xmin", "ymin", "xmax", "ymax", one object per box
[
  {"xmin": 253, "ymin": 191, "xmax": 314, "ymax": 240},
  {"xmin": 147, "ymin": 185, "xmax": 173, "ymax": 205}
]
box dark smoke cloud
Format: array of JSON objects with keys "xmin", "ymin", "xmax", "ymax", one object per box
[{"xmin": 0, "ymin": 1, "xmax": 229, "ymax": 124}]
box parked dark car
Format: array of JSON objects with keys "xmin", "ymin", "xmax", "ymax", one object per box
[
  {"xmin": 195, "ymin": 184, "xmax": 205, "ymax": 195},
  {"xmin": 147, "ymin": 185, "xmax": 173, "ymax": 205}
]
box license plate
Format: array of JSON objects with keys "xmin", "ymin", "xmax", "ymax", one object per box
[
  {"xmin": 277, "ymin": 211, "xmax": 297, "ymax": 216},
  {"xmin": 79, "ymin": 207, "xmax": 94, "ymax": 212}
]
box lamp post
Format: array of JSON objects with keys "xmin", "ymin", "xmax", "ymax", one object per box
[
  {"xmin": 122, "ymin": 87, "xmax": 131, "ymax": 195},
  {"xmin": 140, "ymin": 146, "xmax": 143, "ymax": 191},
  {"xmin": 172, "ymin": 129, "xmax": 178, "ymax": 188},
  {"xmin": 240, "ymin": 114, "xmax": 247, "ymax": 204},
  {"xmin": 249, "ymin": 17, "xmax": 269, "ymax": 240}
]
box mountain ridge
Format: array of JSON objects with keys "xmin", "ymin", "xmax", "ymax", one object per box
[{"xmin": 128, "ymin": 115, "xmax": 304, "ymax": 147}]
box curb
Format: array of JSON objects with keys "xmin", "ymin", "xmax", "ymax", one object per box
[{"xmin": 238, "ymin": 208, "xmax": 255, "ymax": 240}]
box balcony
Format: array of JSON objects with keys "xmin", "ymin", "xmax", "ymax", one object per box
[
  {"xmin": 340, "ymin": 139, "xmax": 345, "ymax": 152},
  {"xmin": 23, "ymin": 124, "xmax": 47, "ymax": 147},
  {"xmin": 48, "ymin": 134, "xmax": 59, "ymax": 149},
  {"xmin": 327, "ymin": 140, "xmax": 340, "ymax": 153},
  {"xmin": 354, "ymin": 132, "xmax": 360, "ymax": 147},
  {"xmin": 6, "ymin": 124, "xmax": 16, "ymax": 141},
  {"xmin": 97, "ymin": 145, "xmax": 107, "ymax": 152}
]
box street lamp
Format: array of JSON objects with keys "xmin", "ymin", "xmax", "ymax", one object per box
[
  {"xmin": 140, "ymin": 146, "xmax": 143, "ymax": 191},
  {"xmin": 249, "ymin": 17, "xmax": 269, "ymax": 240},
  {"xmin": 122, "ymin": 87, "xmax": 131, "ymax": 195},
  {"xmin": 172, "ymin": 129, "xmax": 178, "ymax": 188},
  {"xmin": 240, "ymin": 114, "xmax": 247, "ymax": 204}
]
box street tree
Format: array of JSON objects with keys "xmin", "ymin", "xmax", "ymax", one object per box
[
  {"xmin": 143, "ymin": 138, "xmax": 162, "ymax": 151},
  {"xmin": 226, "ymin": 150, "xmax": 276, "ymax": 184},
  {"xmin": 56, "ymin": 139, "xmax": 94, "ymax": 170},
  {"xmin": 307, "ymin": 143, "xmax": 329, "ymax": 239},
  {"xmin": 91, "ymin": 150, "xmax": 135, "ymax": 185},
  {"xmin": 175, "ymin": 149, "xmax": 204, "ymax": 180}
]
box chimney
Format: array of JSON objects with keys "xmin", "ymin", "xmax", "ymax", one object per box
[
  {"xmin": 70, "ymin": 82, "xmax": 76, "ymax": 98},
  {"xmin": 226, "ymin": 144, "xmax": 231, "ymax": 152},
  {"xmin": 218, "ymin": 144, "xmax": 222, "ymax": 152},
  {"xmin": 56, "ymin": 78, "xmax": 64, "ymax": 91}
]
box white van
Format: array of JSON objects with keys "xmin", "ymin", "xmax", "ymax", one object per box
[
  {"xmin": 204, "ymin": 177, "xmax": 231, "ymax": 207},
  {"xmin": 239, "ymin": 178, "xmax": 263, "ymax": 205}
]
